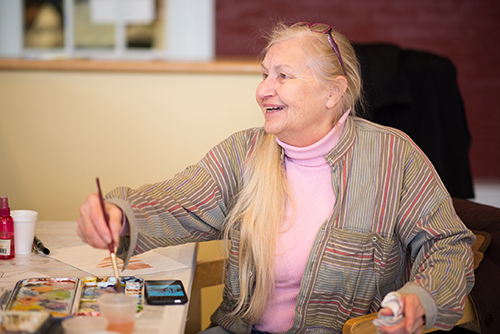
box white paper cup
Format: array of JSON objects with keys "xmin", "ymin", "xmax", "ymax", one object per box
[
  {"xmin": 97, "ymin": 294, "xmax": 137, "ymax": 334},
  {"xmin": 11, "ymin": 210, "xmax": 38, "ymax": 255},
  {"xmin": 62, "ymin": 316, "xmax": 109, "ymax": 334}
]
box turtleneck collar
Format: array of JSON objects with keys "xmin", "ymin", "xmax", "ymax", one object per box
[{"xmin": 277, "ymin": 111, "xmax": 349, "ymax": 167}]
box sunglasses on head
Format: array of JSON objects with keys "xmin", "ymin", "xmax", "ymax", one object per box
[{"xmin": 290, "ymin": 22, "xmax": 347, "ymax": 76}]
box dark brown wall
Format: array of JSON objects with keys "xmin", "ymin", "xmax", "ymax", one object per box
[{"xmin": 216, "ymin": 0, "xmax": 500, "ymax": 179}]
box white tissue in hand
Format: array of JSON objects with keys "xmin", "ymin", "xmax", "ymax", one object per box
[{"xmin": 372, "ymin": 292, "xmax": 404, "ymax": 327}]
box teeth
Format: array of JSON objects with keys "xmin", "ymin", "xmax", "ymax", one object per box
[{"xmin": 266, "ymin": 107, "xmax": 284, "ymax": 112}]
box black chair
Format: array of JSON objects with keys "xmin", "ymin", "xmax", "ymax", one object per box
[{"xmin": 354, "ymin": 43, "xmax": 474, "ymax": 199}]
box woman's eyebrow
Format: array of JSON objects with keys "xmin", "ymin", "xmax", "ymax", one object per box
[{"xmin": 261, "ymin": 63, "xmax": 295, "ymax": 73}]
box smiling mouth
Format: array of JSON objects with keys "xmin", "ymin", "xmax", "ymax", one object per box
[{"xmin": 266, "ymin": 106, "xmax": 285, "ymax": 113}]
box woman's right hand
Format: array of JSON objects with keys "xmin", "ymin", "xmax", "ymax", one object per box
[{"xmin": 77, "ymin": 193, "xmax": 123, "ymax": 249}]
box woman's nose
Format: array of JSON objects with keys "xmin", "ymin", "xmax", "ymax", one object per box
[{"xmin": 257, "ymin": 78, "xmax": 276, "ymax": 100}]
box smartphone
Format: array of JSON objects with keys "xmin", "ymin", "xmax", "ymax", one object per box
[{"xmin": 144, "ymin": 280, "xmax": 188, "ymax": 305}]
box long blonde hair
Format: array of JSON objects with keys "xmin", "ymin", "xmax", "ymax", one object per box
[{"xmin": 223, "ymin": 21, "xmax": 363, "ymax": 324}]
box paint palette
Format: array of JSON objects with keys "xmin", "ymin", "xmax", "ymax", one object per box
[
  {"xmin": 5, "ymin": 277, "xmax": 80, "ymax": 319},
  {"xmin": 76, "ymin": 276, "xmax": 144, "ymax": 316},
  {"xmin": 5, "ymin": 276, "xmax": 144, "ymax": 319},
  {"xmin": 0, "ymin": 311, "xmax": 53, "ymax": 334}
]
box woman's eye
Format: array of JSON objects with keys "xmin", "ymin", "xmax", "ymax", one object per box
[
  {"xmin": 279, "ymin": 73, "xmax": 288, "ymax": 79},
  {"xmin": 262, "ymin": 73, "xmax": 268, "ymax": 80}
]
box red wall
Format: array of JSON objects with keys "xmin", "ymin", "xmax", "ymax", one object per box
[{"xmin": 216, "ymin": 0, "xmax": 500, "ymax": 179}]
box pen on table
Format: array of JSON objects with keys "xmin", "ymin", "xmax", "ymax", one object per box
[
  {"xmin": 33, "ymin": 235, "xmax": 50, "ymax": 254},
  {"xmin": 31, "ymin": 242, "xmax": 39, "ymax": 254},
  {"xmin": 96, "ymin": 177, "xmax": 123, "ymax": 293}
]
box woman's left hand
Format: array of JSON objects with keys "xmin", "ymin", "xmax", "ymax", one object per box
[{"xmin": 378, "ymin": 293, "xmax": 425, "ymax": 334}]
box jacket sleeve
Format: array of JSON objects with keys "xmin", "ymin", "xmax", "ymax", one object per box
[
  {"xmin": 395, "ymin": 147, "xmax": 475, "ymax": 330},
  {"xmin": 105, "ymin": 129, "xmax": 261, "ymax": 265}
]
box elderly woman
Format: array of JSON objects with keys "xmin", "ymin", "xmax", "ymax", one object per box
[{"xmin": 77, "ymin": 22, "xmax": 475, "ymax": 334}]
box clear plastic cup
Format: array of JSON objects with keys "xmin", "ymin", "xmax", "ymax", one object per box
[
  {"xmin": 61, "ymin": 316, "xmax": 109, "ymax": 334},
  {"xmin": 97, "ymin": 294, "xmax": 137, "ymax": 334}
]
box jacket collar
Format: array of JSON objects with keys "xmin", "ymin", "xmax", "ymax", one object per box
[{"xmin": 325, "ymin": 115, "xmax": 357, "ymax": 167}]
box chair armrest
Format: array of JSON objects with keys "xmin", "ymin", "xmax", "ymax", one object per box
[{"xmin": 342, "ymin": 313, "xmax": 378, "ymax": 334}]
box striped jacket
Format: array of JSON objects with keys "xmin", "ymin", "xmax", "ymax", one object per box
[{"xmin": 108, "ymin": 116, "xmax": 475, "ymax": 334}]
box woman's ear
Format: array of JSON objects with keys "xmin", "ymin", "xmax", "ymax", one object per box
[{"xmin": 326, "ymin": 76, "xmax": 348, "ymax": 109}]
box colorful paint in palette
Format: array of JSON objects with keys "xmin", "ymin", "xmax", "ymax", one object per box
[
  {"xmin": 5, "ymin": 276, "xmax": 144, "ymax": 319},
  {"xmin": 76, "ymin": 276, "xmax": 143, "ymax": 316},
  {"xmin": 6, "ymin": 277, "xmax": 79, "ymax": 318}
]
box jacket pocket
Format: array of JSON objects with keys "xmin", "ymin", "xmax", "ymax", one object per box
[{"xmin": 306, "ymin": 227, "xmax": 400, "ymax": 327}]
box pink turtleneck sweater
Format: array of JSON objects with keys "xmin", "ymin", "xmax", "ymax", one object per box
[{"xmin": 255, "ymin": 113, "xmax": 348, "ymax": 333}]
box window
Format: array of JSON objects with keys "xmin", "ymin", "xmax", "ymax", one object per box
[{"xmin": 0, "ymin": 0, "xmax": 215, "ymax": 61}]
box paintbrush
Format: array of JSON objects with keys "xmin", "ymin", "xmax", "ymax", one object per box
[{"xmin": 96, "ymin": 177, "xmax": 123, "ymax": 293}]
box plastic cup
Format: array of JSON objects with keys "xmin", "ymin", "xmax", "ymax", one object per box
[
  {"xmin": 11, "ymin": 210, "xmax": 38, "ymax": 255},
  {"xmin": 61, "ymin": 316, "xmax": 109, "ymax": 334},
  {"xmin": 97, "ymin": 294, "xmax": 137, "ymax": 334}
]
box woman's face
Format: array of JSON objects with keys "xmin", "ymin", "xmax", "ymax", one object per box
[{"xmin": 256, "ymin": 36, "xmax": 340, "ymax": 147}]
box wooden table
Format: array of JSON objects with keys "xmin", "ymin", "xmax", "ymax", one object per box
[{"xmin": 0, "ymin": 220, "xmax": 198, "ymax": 334}]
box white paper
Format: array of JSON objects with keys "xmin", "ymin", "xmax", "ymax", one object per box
[
  {"xmin": 373, "ymin": 292, "xmax": 404, "ymax": 328},
  {"xmin": 49, "ymin": 244, "xmax": 187, "ymax": 276},
  {"xmin": 90, "ymin": 0, "xmax": 155, "ymax": 24}
]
